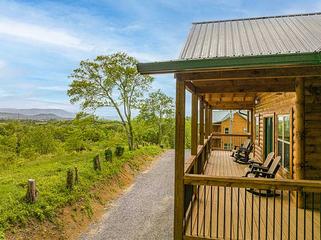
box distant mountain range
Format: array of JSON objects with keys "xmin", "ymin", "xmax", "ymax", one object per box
[{"xmin": 0, "ymin": 108, "xmax": 75, "ymax": 121}]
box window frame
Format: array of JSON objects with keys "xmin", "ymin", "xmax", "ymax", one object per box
[{"xmin": 277, "ymin": 114, "xmax": 291, "ymax": 172}]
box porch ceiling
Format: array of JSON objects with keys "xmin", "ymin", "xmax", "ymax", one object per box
[{"xmin": 204, "ymin": 93, "xmax": 256, "ymax": 109}]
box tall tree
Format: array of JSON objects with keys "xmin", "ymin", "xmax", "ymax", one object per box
[
  {"xmin": 138, "ymin": 89, "xmax": 174, "ymax": 145},
  {"xmin": 68, "ymin": 52, "xmax": 153, "ymax": 150}
]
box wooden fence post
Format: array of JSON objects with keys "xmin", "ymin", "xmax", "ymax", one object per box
[
  {"xmin": 66, "ymin": 169, "xmax": 74, "ymax": 190},
  {"xmin": 74, "ymin": 167, "xmax": 79, "ymax": 184},
  {"xmin": 93, "ymin": 155, "xmax": 101, "ymax": 171},
  {"xmin": 26, "ymin": 179, "xmax": 37, "ymax": 203}
]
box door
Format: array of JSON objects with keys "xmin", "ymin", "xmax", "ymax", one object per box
[{"xmin": 264, "ymin": 117, "xmax": 274, "ymax": 159}]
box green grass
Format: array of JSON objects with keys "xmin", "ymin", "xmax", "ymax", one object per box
[{"xmin": 0, "ymin": 145, "xmax": 162, "ymax": 236}]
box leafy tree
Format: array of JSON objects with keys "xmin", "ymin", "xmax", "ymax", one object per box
[
  {"xmin": 20, "ymin": 126, "xmax": 56, "ymax": 155},
  {"xmin": 68, "ymin": 52, "xmax": 153, "ymax": 150},
  {"xmin": 138, "ymin": 89, "xmax": 174, "ymax": 145}
]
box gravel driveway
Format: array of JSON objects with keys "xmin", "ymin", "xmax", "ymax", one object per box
[{"xmin": 79, "ymin": 150, "xmax": 175, "ymax": 240}]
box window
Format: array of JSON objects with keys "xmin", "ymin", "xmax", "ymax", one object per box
[
  {"xmin": 224, "ymin": 128, "xmax": 229, "ymax": 134},
  {"xmin": 224, "ymin": 143, "xmax": 232, "ymax": 150},
  {"xmin": 278, "ymin": 115, "xmax": 290, "ymax": 171},
  {"xmin": 255, "ymin": 115, "xmax": 259, "ymax": 142}
]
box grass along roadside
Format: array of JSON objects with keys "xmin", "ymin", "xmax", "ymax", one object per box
[{"xmin": 0, "ymin": 145, "xmax": 163, "ymax": 239}]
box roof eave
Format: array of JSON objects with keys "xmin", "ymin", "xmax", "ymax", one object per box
[{"xmin": 137, "ymin": 52, "xmax": 321, "ymax": 75}]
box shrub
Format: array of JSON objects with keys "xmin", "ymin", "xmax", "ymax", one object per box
[
  {"xmin": 115, "ymin": 145, "xmax": 124, "ymax": 156},
  {"xmin": 104, "ymin": 148, "xmax": 112, "ymax": 162}
]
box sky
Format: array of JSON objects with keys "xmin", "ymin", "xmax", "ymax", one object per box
[{"xmin": 1, "ymin": 0, "xmax": 321, "ymax": 118}]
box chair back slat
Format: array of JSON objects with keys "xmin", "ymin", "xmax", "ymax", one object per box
[
  {"xmin": 268, "ymin": 156, "xmax": 281, "ymax": 174},
  {"xmin": 243, "ymin": 139, "xmax": 250, "ymax": 149},
  {"xmin": 262, "ymin": 152, "xmax": 275, "ymax": 168}
]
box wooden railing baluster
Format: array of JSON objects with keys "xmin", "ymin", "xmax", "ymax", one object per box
[
  {"xmin": 216, "ymin": 186, "xmax": 220, "ymax": 238},
  {"xmin": 288, "ymin": 190, "xmax": 291, "ymax": 240},
  {"xmin": 182, "ymin": 147, "xmax": 321, "ymax": 240}
]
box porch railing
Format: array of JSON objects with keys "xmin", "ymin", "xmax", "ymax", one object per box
[
  {"xmin": 184, "ymin": 175, "xmax": 321, "ymax": 240},
  {"xmin": 212, "ymin": 132, "xmax": 251, "ymax": 151},
  {"xmin": 182, "ymin": 138, "xmax": 321, "ymax": 240}
]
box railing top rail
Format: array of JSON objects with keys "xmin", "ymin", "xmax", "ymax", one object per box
[
  {"xmin": 184, "ymin": 134, "xmax": 213, "ymax": 173},
  {"xmin": 184, "ymin": 174, "xmax": 321, "ymax": 192},
  {"xmin": 212, "ymin": 132, "xmax": 251, "ymax": 137}
]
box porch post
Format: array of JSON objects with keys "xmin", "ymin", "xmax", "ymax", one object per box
[
  {"xmin": 199, "ymin": 98, "xmax": 204, "ymax": 145},
  {"xmin": 208, "ymin": 106, "xmax": 213, "ymax": 135},
  {"xmin": 191, "ymin": 93, "xmax": 198, "ymax": 155},
  {"xmin": 294, "ymin": 77, "xmax": 305, "ymax": 180},
  {"xmin": 174, "ymin": 77, "xmax": 185, "ymax": 240},
  {"xmin": 205, "ymin": 103, "xmax": 209, "ymax": 138},
  {"xmin": 247, "ymin": 110, "xmax": 250, "ymax": 133},
  {"xmin": 250, "ymin": 109, "xmax": 254, "ymax": 142}
]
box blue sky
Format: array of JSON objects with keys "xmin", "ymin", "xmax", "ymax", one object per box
[{"xmin": 0, "ymin": 0, "xmax": 321, "ymax": 117}]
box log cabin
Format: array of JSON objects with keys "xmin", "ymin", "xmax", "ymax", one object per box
[
  {"xmin": 212, "ymin": 110, "xmax": 250, "ymax": 151},
  {"xmin": 138, "ymin": 12, "xmax": 321, "ymax": 240}
]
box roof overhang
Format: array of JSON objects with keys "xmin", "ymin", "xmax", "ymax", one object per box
[{"xmin": 137, "ymin": 52, "xmax": 321, "ymax": 74}]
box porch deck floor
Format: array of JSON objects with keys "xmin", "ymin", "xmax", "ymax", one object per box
[{"xmin": 185, "ymin": 150, "xmax": 320, "ymax": 240}]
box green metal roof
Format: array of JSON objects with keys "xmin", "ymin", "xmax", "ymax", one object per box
[{"xmin": 137, "ymin": 52, "xmax": 321, "ymax": 74}]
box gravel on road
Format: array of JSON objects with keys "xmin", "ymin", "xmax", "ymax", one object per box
[{"xmin": 79, "ymin": 150, "xmax": 175, "ymax": 240}]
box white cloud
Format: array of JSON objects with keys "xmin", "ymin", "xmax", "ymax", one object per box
[
  {"xmin": 0, "ymin": 17, "xmax": 93, "ymax": 51},
  {"xmin": 36, "ymin": 86, "xmax": 68, "ymax": 92}
]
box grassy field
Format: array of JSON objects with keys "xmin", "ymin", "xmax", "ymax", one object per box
[{"xmin": 0, "ymin": 144, "xmax": 162, "ymax": 238}]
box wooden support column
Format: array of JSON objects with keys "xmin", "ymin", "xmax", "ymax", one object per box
[
  {"xmin": 251, "ymin": 109, "xmax": 254, "ymax": 143},
  {"xmin": 174, "ymin": 78, "xmax": 185, "ymax": 240},
  {"xmin": 294, "ymin": 77, "xmax": 305, "ymax": 180},
  {"xmin": 247, "ymin": 110, "xmax": 250, "ymax": 133},
  {"xmin": 199, "ymin": 98, "xmax": 205, "ymax": 145},
  {"xmin": 208, "ymin": 106, "xmax": 213, "ymax": 135},
  {"xmin": 205, "ymin": 103, "xmax": 209, "ymax": 138},
  {"xmin": 191, "ymin": 93, "xmax": 198, "ymax": 155}
]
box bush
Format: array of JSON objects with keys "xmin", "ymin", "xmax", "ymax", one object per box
[
  {"xmin": 65, "ymin": 132, "xmax": 87, "ymax": 152},
  {"xmin": 115, "ymin": 145, "xmax": 124, "ymax": 156},
  {"xmin": 104, "ymin": 148, "xmax": 112, "ymax": 162}
]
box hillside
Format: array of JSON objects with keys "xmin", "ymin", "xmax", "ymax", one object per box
[{"xmin": 0, "ymin": 108, "xmax": 75, "ymax": 120}]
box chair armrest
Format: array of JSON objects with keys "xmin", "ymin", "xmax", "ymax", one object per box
[{"xmin": 252, "ymin": 165, "xmax": 269, "ymax": 171}]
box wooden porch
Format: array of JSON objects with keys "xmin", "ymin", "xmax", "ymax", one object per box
[
  {"xmin": 137, "ymin": 13, "xmax": 321, "ymax": 240},
  {"xmin": 184, "ymin": 150, "xmax": 321, "ymax": 240}
]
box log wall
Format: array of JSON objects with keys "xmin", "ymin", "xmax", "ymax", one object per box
[
  {"xmin": 254, "ymin": 92, "xmax": 296, "ymax": 179},
  {"xmin": 304, "ymin": 77, "xmax": 321, "ymax": 180}
]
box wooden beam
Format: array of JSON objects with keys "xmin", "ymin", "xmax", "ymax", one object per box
[
  {"xmin": 294, "ymin": 77, "xmax": 305, "ymax": 181},
  {"xmin": 205, "ymin": 103, "xmax": 209, "ymax": 138},
  {"xmin": 251, "ymin": 109, "xmax": 254, "ymax": 143},
  {"xmin": 247, "ymin": 110, "xmax": 250, "ymax": 133},
  {"xmin": 208, "ymin": 101, "xmax": 255, "ymax": 110},
  {"xmin": 174, "ymin": 78, "xmax": 185, "ymax": 240},
  {"xmin": 185, "ymin": 81, "xmax": 196, "ymax": 93},
  {"xmin": 209, "ymin": 107, "xmax": 213, "ymax": 135},
  {"xmin": 191, "ymin": 93, "xmax": 198, "ymax": 155},
  {"xmin": 184, "ymin": 174, "xmax": 321, "ymax": 192},
  {"xmin": 199, "ymin": 98, "xmax": 204, "ymax": 145},
  {"xmin": 194, "ymin": 78, "xmax": 295, "ymax": 93},
  {"xmin": 177, "ymin": 65, "xmax": 321, "ymax": 81}
]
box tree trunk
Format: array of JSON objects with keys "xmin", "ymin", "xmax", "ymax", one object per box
[{"xmin": 127, "ymin": 119, "xmax": 134, "ymax": 150}]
